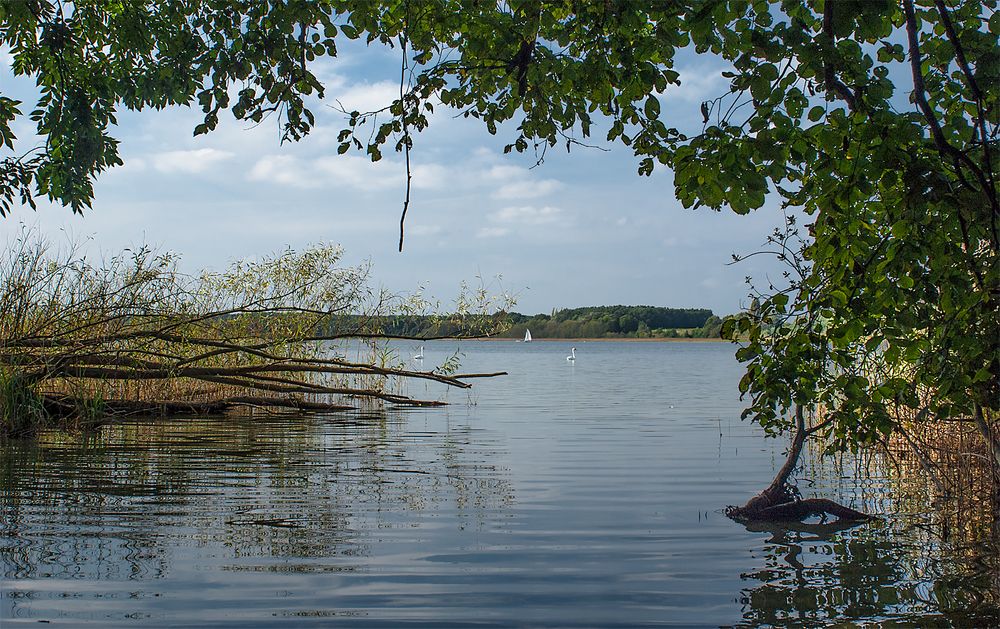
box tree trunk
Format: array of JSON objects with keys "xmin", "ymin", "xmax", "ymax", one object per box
[
  {"xmin": 40, "ymin": 394, "xmax": 355, "ymax": 421},
  {"xmin": 726, "ymin": 405, "xmax": 872, "ymax": 523}
]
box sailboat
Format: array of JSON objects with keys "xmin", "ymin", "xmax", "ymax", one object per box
[{"xmin": 523, "ymin": 329, "xmax": 532, "ymax": 343}]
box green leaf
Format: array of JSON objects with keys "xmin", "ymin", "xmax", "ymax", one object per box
[{"xmin": 644, "ymin": 95, "xmax": 661, "ymax": 119}]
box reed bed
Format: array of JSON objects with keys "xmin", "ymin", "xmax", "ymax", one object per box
[
  {"xmin": 0, "ymin": 231, "xmax": 509, "ymax": 436},
  {"xmin": 886, "ymin": 415, "xmax": 999, "ymax": 540}
]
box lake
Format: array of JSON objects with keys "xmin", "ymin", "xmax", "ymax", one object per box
[{"xmin": 1, "ymin": 341, "xmax": 996, "ymax": 626}]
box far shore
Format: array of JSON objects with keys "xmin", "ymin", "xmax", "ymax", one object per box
[{"xmin": 477, "ymin": 337, "xmax": 729, "ymax": 343}]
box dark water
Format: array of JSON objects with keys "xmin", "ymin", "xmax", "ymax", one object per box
[{"xmin": 1, "ymin": 341, "xmax": 996, "ymax": 626}]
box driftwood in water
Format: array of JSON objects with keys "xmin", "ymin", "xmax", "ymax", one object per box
[{"xmin": 726, "ymin": 405, "xmax": 872, "ymax": 524}]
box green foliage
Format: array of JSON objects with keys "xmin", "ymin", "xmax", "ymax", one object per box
[
  {"xmin": 506, "ymin": 305, "xmax": 717, "ymax": 339},
  {"xmin": 433, "ymin": 349, "xmax": 463, "ymax": 376},
  {"xmin": 0, "ymin": 368, "xmax": 48, "ymax": 436},
  {"xmin": 1, "ymin": 1, "xmax": 997, "ymax": 450},
  {"xmin": 551, "ymin": 305, "xmax": 712, "ymax": 329},
  {"xmin": 324, "ymin": 305, "xmax": 718, "ymax": 340},
  {"xmin": 333, "ymin": 305, "xmax": 721, "ymax": 339},
  {"xmin": 707, "ymin": 0, "xmax": 999, "ymax": 449},
  {"xmin": 693, "ymin": 315, "xmax": 725, "ymax": 339},
  {"xmin": 0, "ymin": 229, "xmax": 514, "ymax": 432}
]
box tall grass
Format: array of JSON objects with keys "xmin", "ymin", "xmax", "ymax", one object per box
[
  {"xmin": 0, "ymin": 229, "xmax": 512, "ymax": 437},
  {"xmin": 0, "ymin": 368, "xmax": 48, "ymax": 435}
]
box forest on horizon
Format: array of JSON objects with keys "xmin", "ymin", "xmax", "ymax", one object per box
[{"xmin": 366, "ymin": 305, "xmax": 727, "ymax": 340}]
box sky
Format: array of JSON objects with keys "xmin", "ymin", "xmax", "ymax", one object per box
[{"xmin": 1, "ymin": 38, "xmax": 791, "ymax": 317}]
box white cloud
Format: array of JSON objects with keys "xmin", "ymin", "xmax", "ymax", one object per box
[
  {"xmin": 315, "ymin": 155, "xmax": 404, "ymax": 191},
  {"xmin": 476, "ymin": 227, "xmax": 511, "ymax": 239},
  {"xmin": 151, "ymin": 148, "xmax": 234, "ymax": 174},
  {"xmin": 494, "ymin": 179, "xmax": 563, "ymax": 200},
  {"xmin": 492, "ymin": 205, "xmax": 566, "ymax": 225},
  {"xmin": 249, "ymin": 153, "xmax": 448, "ymax": 192},
  {"xmin": 663, "ymin": 63, "xmax": 731, "ymax": 104},
  {"xmin": 410, "ymin": 163, "xmax": 449, "ymax": 190},
  {"xmin": 248, "ymin": 155, "xmax": 317, "ymax": 188},
  {"xmin": 331, "ymin": 80, "xmax": 399, "ymax": 114},
  {"xmin": 484, "ymin": 165, "xmax": 527, "ymax": 181},
  {"xmin": 249, "ymin": 144, "xmax": 556, "ymax": 198},
  {"xmin": 453, "ymin": 163, "xmax": 564, "ymax": 199},
  {"xmin": 410, "ymin": 225, "xmax": 442, "ymax": 236},
  {"xmin": 105, "ymin": 157, "xmax": 148, "ymax": 178}
]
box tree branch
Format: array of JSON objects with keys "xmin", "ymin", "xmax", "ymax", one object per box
[
  {"xmin": 932, "ymin": 0, "xmax": 1000, "ymax": 247},
  {"xmin": 821, "ymin": 1, "xmax": 858, "ymax": 112},
  {"xmin": 903, "ymin": 0, "xmax": 988, "ymax": 290}
]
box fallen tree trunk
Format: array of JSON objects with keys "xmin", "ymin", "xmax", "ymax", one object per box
[
  {"xmin": 726, "ymin": 405, "xmax": 872, "ymax": 524},
  {"xmin": 41, "ymin": 394, "xmax": 357, "ymax": 419},
  {"xmin": 0, "ymin": 237, "xmax": 512, "ymax": 437},
  {"xmin": 744, "ymin": 498, "xmax": 871, "ymax": 521}
]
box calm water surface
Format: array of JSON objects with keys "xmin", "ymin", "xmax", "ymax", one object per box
[{"xmin": 1, "ymin": 341, "xmax": 996, "ymax": 626}]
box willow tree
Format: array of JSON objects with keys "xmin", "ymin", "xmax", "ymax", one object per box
[{"xmin": 1, "ymin": 1, "xmax": 997, "ymax": 515}]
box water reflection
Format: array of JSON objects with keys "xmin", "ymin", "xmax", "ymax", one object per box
[
  {"xmin": 3, "ymin": 341, "xmax": 1000, "ymax": 626},
  {"xmin": 1, "ymin": 411, "xmax": 513, "ymax": 590},
  {"xmin": 735, "ymin": 503, "xmax": 1000, "ymax": 626}
]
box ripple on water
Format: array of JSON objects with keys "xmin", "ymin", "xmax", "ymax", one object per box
[{"xmin": 2, "ymin": 341, "xmax": 997, "ymax": 626}]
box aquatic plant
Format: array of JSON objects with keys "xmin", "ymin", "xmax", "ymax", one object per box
[{"xmin": 0, "ymin": 367, "xmax": 48, "ymax": 436}]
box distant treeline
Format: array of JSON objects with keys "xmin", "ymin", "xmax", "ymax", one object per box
[
  {"xmin": 321, "ymin": 306, "xmax": 729, "ymax": 339},
  {"xmin": 320, "ymin": 313, "xmax": 502, "ymax": 338},
  {"xmin": 506, "ymin": 306, "xmax": 726, "ymax": 339}
]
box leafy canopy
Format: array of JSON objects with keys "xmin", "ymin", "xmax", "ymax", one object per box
[{"xmin": 1, "ymin": 0, "xmax": 997, "ymax": 447}]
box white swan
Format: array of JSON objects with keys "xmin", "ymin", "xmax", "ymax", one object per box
[
  {"xmin": 566, "ymin": 347, "xmax": 576, "ymax": 361},
  {"xmin": 414, "ymin": 345, "xmax": 424, "ymax": 360}
]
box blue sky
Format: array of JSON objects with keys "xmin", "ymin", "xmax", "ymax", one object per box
[{"xmin": 1, "ymin": 40, "xmax": 789, "ymax": 317}]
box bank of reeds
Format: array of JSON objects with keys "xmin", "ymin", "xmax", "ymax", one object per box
[
  {"xmin": 886, "ymin": 413, "xmax": 999, "ymax": 541},
  {"xmin": 0, "ymin": 232, "xmax": 510, "ymax": 437}
]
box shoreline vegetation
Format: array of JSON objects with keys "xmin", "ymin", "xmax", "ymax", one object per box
[
  {"xmin": 491, "ymin": 336, "xmax": 728, "ymax": 342},
  {"xmin": 375, "ymin": 306, "xmax": 730, "ymax": 340},
  {"xmin": 0, "ymin": 234, "xmax": 726, "ymax": 438},
  {"xmin": 0, "ymin": 234, "xmax": 511, "ymax": 438}
]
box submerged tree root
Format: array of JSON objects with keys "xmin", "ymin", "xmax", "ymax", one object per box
[
  {"xmin": 726, "ymin": 405, "xmax": 873, "ymax": 525},
  {"xmin": 727, "ymin": 494, "xmax": 872, "ymax": 523}
]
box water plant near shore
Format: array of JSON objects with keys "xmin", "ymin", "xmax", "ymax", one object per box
[
  {"xmin": 0, "ymin": 367, "xmax": 48, "ymax": 436},
  {"xmin": 0, "ymin": 232, "xmax": 510, "ymax": 437}
]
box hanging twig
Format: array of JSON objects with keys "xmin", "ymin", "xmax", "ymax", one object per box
[{"xmin": 398, "ymin": 5, "xmax": 413, "ymax": 252}]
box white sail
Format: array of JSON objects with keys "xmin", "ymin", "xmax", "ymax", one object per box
[{"xmin": 524, "ymin": 329, "xmax": 532, "ymax": 342}]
